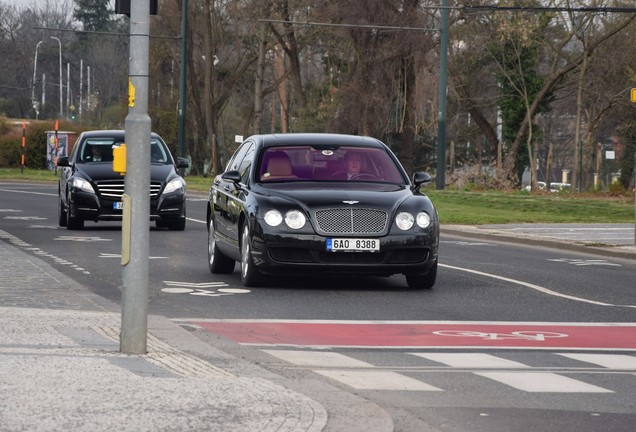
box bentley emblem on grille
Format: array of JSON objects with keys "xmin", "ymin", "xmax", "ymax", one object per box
[{"xmin": 342, "ymin": 200, "xmax": 359, "ymax": 205}]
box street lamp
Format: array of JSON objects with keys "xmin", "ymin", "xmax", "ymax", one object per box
[
  {"xmin": 50, "ymin": 36, "xmax": 63, "ymax": 117},
  {"xmin": 32, "ymin": 40, "xmax": 43, "ymax": 118}
]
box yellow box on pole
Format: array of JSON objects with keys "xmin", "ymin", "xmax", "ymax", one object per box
[{"xmin": 113, "ymin": 144, "xmax": 127, "ymax": 174}]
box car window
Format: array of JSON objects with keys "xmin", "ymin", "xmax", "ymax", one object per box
[
  {"xmin": 80, "ymin": 138, "xmax": 115, "ymax": 163},
  {"xmin": 226, "ymin": 141, "xmax": 253, "ymax": 172},
  {"xmin": 150, "ymin": 139, "xmax": 171, "ymax": 165},
  {"xmin": 78, "ymin": 136, "xmax": 173, "ymax": 165},
  {"xmin": 238, "ymin": 143, "xmax": 255, "ymax": 184},
  {"xmin": 257, "ymin": 145, "xmax": 406, "ymax": 183}
]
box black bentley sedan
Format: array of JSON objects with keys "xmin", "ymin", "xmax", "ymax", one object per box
[
  {"xmin": 207, "ymin": 133, "xmax": 439, "ymax": 289},
  {"xmin": 57, "ymin": 130, "xmax": 188, "ymax": 230}
]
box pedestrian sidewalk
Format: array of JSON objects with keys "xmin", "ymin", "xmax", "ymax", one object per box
[
  {"xmin": 442, "ymin": 223, "xmax": 636, "ymax": 260},
  {"xmin": 0, "ymin": 240, "xmax": 329, "ymax": 432},
  {"xmin": 1, "ymin": 223, "xmax": 633, "ymax": 431}
]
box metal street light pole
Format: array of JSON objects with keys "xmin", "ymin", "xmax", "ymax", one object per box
[
  {"xmin": 178, "ymin": 0, "xmax": 188, "ymax": 158},
  {"xmin": 32, "ymin": 41, "xmax": 43, "ymax": 119},
  {"xmin": 50, "ymin": 36, "xmax": 63, "ymax": 117},
  {"xmin": 436, "ymin": 0, "xmax": 449, "ymax": 190}
]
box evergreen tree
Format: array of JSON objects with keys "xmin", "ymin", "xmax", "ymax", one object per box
[{"xmin": 73, "ymin": 0, "xmax": 113, "ymax": 32}]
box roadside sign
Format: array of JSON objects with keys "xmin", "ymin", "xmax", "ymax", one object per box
[{"xmin": 631, "ymin": 88, "xmax": 636, "ymax": 103}]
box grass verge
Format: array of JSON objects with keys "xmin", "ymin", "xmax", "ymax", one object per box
[{"xmin": 2, "ymin": 168, "xmax": 633, "ymax": 225}]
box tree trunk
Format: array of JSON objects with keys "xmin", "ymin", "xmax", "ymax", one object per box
[{"xmin": 545, "ymin": 142, "xmax": 553, "ymax": 189}]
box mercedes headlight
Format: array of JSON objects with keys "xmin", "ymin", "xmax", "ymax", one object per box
[
  {"xmin": 72, "ymin": 177, "xmax": 95, "ymax": 193},
  {"xmin": 164, "ymin": 178, "xmax": 184, "ymax": 194}
]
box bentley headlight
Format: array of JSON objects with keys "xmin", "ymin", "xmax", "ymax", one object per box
[
  {"xmin": 164, "ymin": 177, "xmax": 184, "ymax": 194},
  {"xmin": 285, "ymin": 210, "xmax": 306, "ymax": 229},
  {"xmin": 416, "ymin": 212, "xmax": 431, "ymax": 228},
  {"xmin": 395, "ymin": 212, "xmax": 414, "ymax": 230},
  {"xmin": 72, "ymin": 177, "xmax": 95, "ymax": 193},
  {"xmin": 264, "ymin": 209, "xmax": 283, "ymax": 226}
]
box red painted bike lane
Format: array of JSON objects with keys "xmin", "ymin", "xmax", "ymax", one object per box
[{"xmin": 186, "ymin": 320, "xmax": 636, "ymax": 350}]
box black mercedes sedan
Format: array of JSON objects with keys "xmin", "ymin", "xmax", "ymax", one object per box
[
  {"xmin": 207, "ymin": 133, "xmax": 439, "ymax": 289},
  {"xmin": 57, "ymin": 130, "xmax": 188, "ymax": 230}
]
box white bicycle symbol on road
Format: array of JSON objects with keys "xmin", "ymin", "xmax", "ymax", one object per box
[{"xmin": 433, "ymin": 330, "xmax": 569, "ymax": 341}]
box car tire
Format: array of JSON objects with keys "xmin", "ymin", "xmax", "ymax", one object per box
[
  {"xmin": 58, "ymin": 196, "xmax": 68, "ymax": 227},
  {"xmin": 167, "ymin": 218, "xmax": 186, "ymax": 231},
  {"xmin": 208, "ymin": 219, "xmax": 235, "ymax": 274},
  {"xmin": 66, "ymin": 203, "xmax": 84, "ymax": 230},
  {"xmin": 405, "ymin": 259, "xmax": 437, "ymax": 290},
  {"xmin": 240, "ymin": 224, "xmax": 265, "ymax": 287}
]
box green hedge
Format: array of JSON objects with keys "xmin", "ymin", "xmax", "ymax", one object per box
[{"xmin": 0, "ymin": 122, "xmax": 59, "ymax": 169}]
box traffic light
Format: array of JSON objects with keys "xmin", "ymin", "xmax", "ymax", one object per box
[{"xmin": 115, "ymin": 0, "xmax": 158, "ymax": 16}]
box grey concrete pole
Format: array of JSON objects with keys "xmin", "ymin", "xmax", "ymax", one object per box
[{"xmin": 121, "ymin": 0, "xmax": 151, "ymax": 355}]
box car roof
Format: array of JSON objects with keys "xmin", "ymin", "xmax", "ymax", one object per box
[
  {"xmin": 249, "ymin": 133, "xmax": 386, "ymax": 149},
  {"xmin": 79, "ymin": 130, "xmax": 162, "ymax": 140}
]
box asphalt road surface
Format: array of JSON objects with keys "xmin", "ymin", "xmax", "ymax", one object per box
[{"xmin": 2, "ymin": 181, "xmax": 635, "ymax": 432}]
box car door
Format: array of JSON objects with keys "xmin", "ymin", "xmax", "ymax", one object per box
[
  {"xmin": 214, "ymin": 141, "xmax": 253, "ymax": 245},
  {"xmin": 58, "ymin": 134, "xmax": 83, "ymax": 207}
]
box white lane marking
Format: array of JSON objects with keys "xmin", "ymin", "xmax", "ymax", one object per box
[
  {"xmin": 475, "ymin": 372, "xmax": 613, "ymax": 393},
  {"xmin": 558, "ymin": 353, "xmax": 636, "ymax": 370},
  {"xmin": 411, "ymin": 353, "xmax": 530, "ymax": 369},
  {"xmin": 186, "ymin": 217, "xmax": 205, "ymax": 224},
  {"xmin": 161, "ymin": 281, "xmax": 248, "ymax": 297},
  {"xmin": 4, "ymin": 216, "xmax": 47, "ymax": 220},
  {"xmin": 263, "ymin": 350, "xmax": 374, "ymax": 368},
  {"xmin": 163, "ymin": 288, "xmax": 195, "ymax": 294},
  {"xmin": 173, "ymin": 318, "xmax": 636, "ymax": 326},
  {"xmin": 54, "ymin": 236, "xmax": 112, "ymax": 242},
  {"xmin": 0, "ymin": 209, "xmax": 21, "ymax": 212},
  {"xmin": 163, "ymin": 281, "xmax": 228, "ymax": 288},
  {"xmin": 0, "ymin": 188, "xmax": 56, "ymax": 196},
  {"xmin": 315, "ymin": 370, "xmax": 442, "ymax": 391},
  {"xmin": 441, "ymin": 240, "xmax": 495, "ymax": 246},
  {"xmin": 0, "ymin": 230, "xmax": 91, "ymax": 274},
  {"xmin": 440, "ymin": 263, "xmax": 636, "ymax": 309},
  {"xmin": 506, "ymin": 227, "xmax": 630, "ymax": 232},
  {"xmin": 218, "ymin": 288, "xmax": 250, "ymax": 293},
  {"xmin": 100, "ymin": 253, "xmax": 167, "ymax": 259},
  {"xmin": 548, "ymin": 258, "xmax": 621, "ymax": 267}
]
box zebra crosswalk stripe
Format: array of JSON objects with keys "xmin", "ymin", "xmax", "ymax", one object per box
[
  {"xmin": 558, "ymin": 353, "xmax": 636, "ymax": 369},
  {"xmin": 410, "ymin": 353, "xmax": 530, "ymax": 369},
  {"xmin": 264, "ymin": 349, "xmax": 629, "ymax": 393},
  {"xmin": 314, "ymin": 370, "xmax": 443, "ymax": 391},
  {"xmin": 475, "ymin": 372, "xmax": 613, "ymax": 393}
]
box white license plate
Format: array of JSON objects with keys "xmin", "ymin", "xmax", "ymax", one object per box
[
  {"xmin": 113, "ymin": 202, "xmax": 123, "ymax": 210},
  {"xmin": 326, "ymin": 238, "xmax": 380, "ymax": 252}
]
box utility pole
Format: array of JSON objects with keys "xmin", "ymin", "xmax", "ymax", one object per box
[
  {"xmin": 121, "ymin": 0, "xmax": 151, "ymax": 354},
  {"xmin": 436, "ymin": 0, "xmax": 449, "ymax": 190},
  {"xmin": 177, "ymin": 0, "xmax": 188, "ymax": 158},
  {"xmin": 50, "ymin": 36, "xmax": 63, "ymax": 117},
  {"xmin": 32, "ymin": 41, "xmax": 43, "ymax": 119}
]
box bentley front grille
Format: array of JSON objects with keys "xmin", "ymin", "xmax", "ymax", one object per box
[{"xmin": 314, "ymin": 208, "xmax": 388, "ymax": 235}]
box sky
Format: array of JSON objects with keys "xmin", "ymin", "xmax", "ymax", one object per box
[{"xmin": 1, "ymin": 0, "xmax": 117, "ymax": 9}]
